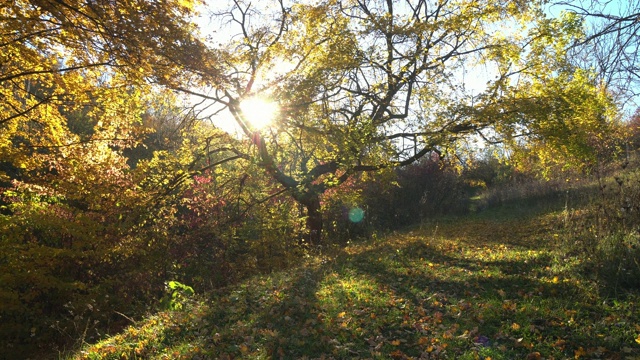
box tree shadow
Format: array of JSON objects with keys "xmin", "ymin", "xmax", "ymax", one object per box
[{"xmin": 108, "ymin": 221, "xmax": 639, "ymax": 359}]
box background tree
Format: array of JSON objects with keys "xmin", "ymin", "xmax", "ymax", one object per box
[
  {"xmin": 629, "ymin": 107, "xmax": 640, "ymax": 150},
  {"xmin": 551, "ymin": 0, "xmax": 640, "ymax": 109}
]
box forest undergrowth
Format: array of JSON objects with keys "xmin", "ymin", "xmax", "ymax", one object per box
[{"xmin": 69, "ymin": 193, "xmax": 640, "ymax": 360}]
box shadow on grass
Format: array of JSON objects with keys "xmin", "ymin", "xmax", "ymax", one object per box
[{"xmin": 74, "ymin": 216, "xmax": 640, "ymax": 359}]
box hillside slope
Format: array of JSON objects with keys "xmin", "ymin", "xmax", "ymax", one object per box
[{"xmin": 70, "ymin": 210, "xmax": 640, "ymax": 359}]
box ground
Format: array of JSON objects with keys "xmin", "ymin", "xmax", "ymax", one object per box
[{"xmin": 72, "ymin": 204, "xmax": 640, "ymax": 359}]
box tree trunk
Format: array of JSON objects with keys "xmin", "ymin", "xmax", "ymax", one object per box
[{"xmin": 300, "ymin": 195, "xmax": 323, "ymax": 246}]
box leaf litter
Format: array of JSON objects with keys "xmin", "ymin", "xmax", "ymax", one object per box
[{"xmin": 74, "ymin": 212, "xmax": 640, "ymax": 359}]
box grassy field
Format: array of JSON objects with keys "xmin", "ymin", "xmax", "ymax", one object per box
[{"xmin": 70, "ymin": 204, "xmax": 640, "ymax": 359}]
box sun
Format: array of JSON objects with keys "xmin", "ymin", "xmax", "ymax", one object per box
[{"xmin": 240, "ymin": 96, "xmax": 279, "ymax": 130}]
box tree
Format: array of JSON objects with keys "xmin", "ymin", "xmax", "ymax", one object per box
[
  {"xmin": 186, "ymin": 0, "xmax": 614, "ymax": 244},
  {"xmin": 551, "ymin": 0, "xmax": 640, "ymax": 109},
  {"xmin": 0, "ymin": 85, "xmax": 248, "ymax": 356},
  {"xmin": 0, "ymin": 0, "xmax": 221, "ymax": 182},
  {"xmin": 0, "ymin": 3, "xmax": 228, "ymax": 353}
]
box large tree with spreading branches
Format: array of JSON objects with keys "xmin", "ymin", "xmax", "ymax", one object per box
[
  {"xmin": 184, "ymin": 0, "xmax": 619, "ymax": 243},
  {"xmin": 1, "ymin": 0, "xmax": 623, "ymax": 245}
]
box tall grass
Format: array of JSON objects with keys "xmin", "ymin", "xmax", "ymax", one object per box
[
  {"xmin": 475, "ymin": 154, "xmax": 640, "ymax": 296},
  {"xmin": 558, "ymin": 160, "xmax": 640, "ymax": 296}
]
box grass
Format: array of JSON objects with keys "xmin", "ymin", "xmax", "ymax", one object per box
[{"xmin": 69, "ymin": 207, "xmax": 640, "ymax": 359}]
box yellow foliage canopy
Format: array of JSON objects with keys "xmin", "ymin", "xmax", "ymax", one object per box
[{"xmin": 0, "ymin": 0, "xmax": 220, "ymax": 180}]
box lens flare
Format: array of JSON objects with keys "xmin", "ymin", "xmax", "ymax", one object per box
[{"xmin": 348, "ymin": 207, "xmax": 365, "ymax": 223}]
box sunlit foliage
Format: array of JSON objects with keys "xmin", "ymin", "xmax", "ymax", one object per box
[{"xmin": 190, "ymin": 0, "xmax": 625, "ymax": 242}]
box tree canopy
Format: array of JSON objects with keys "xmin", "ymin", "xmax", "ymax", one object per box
[
  {"xmin": 553, "ymin": 0, "xmax": 640, "ymax": 109},
  {"xmin": 185, "ymin": 0, "xmax": 621, "ymax": 242},
  {"xmin": 0, "ymin": 0, "xmax": 221, "ymax": 181}
]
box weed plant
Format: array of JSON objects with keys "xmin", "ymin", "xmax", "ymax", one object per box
[{"xmin": 557, "ymin": 159, "xmax": 640, "ymax": 297}]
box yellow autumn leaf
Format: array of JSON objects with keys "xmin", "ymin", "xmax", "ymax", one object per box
[
  {"xmin": 635, "ymin": 334, "xmax": 640, "ymax": 345},
  {"xmin": 502, "ymin": 301, "xmax": 517, "ymax": 311},
  {"xmin": 390, "ymin": 339, "xmax": 401, "ymax": 346}
]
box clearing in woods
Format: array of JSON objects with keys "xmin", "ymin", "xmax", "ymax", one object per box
[{"xmin": 73, "ymin": 206, "xmax": 640, "ymax": 359}]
